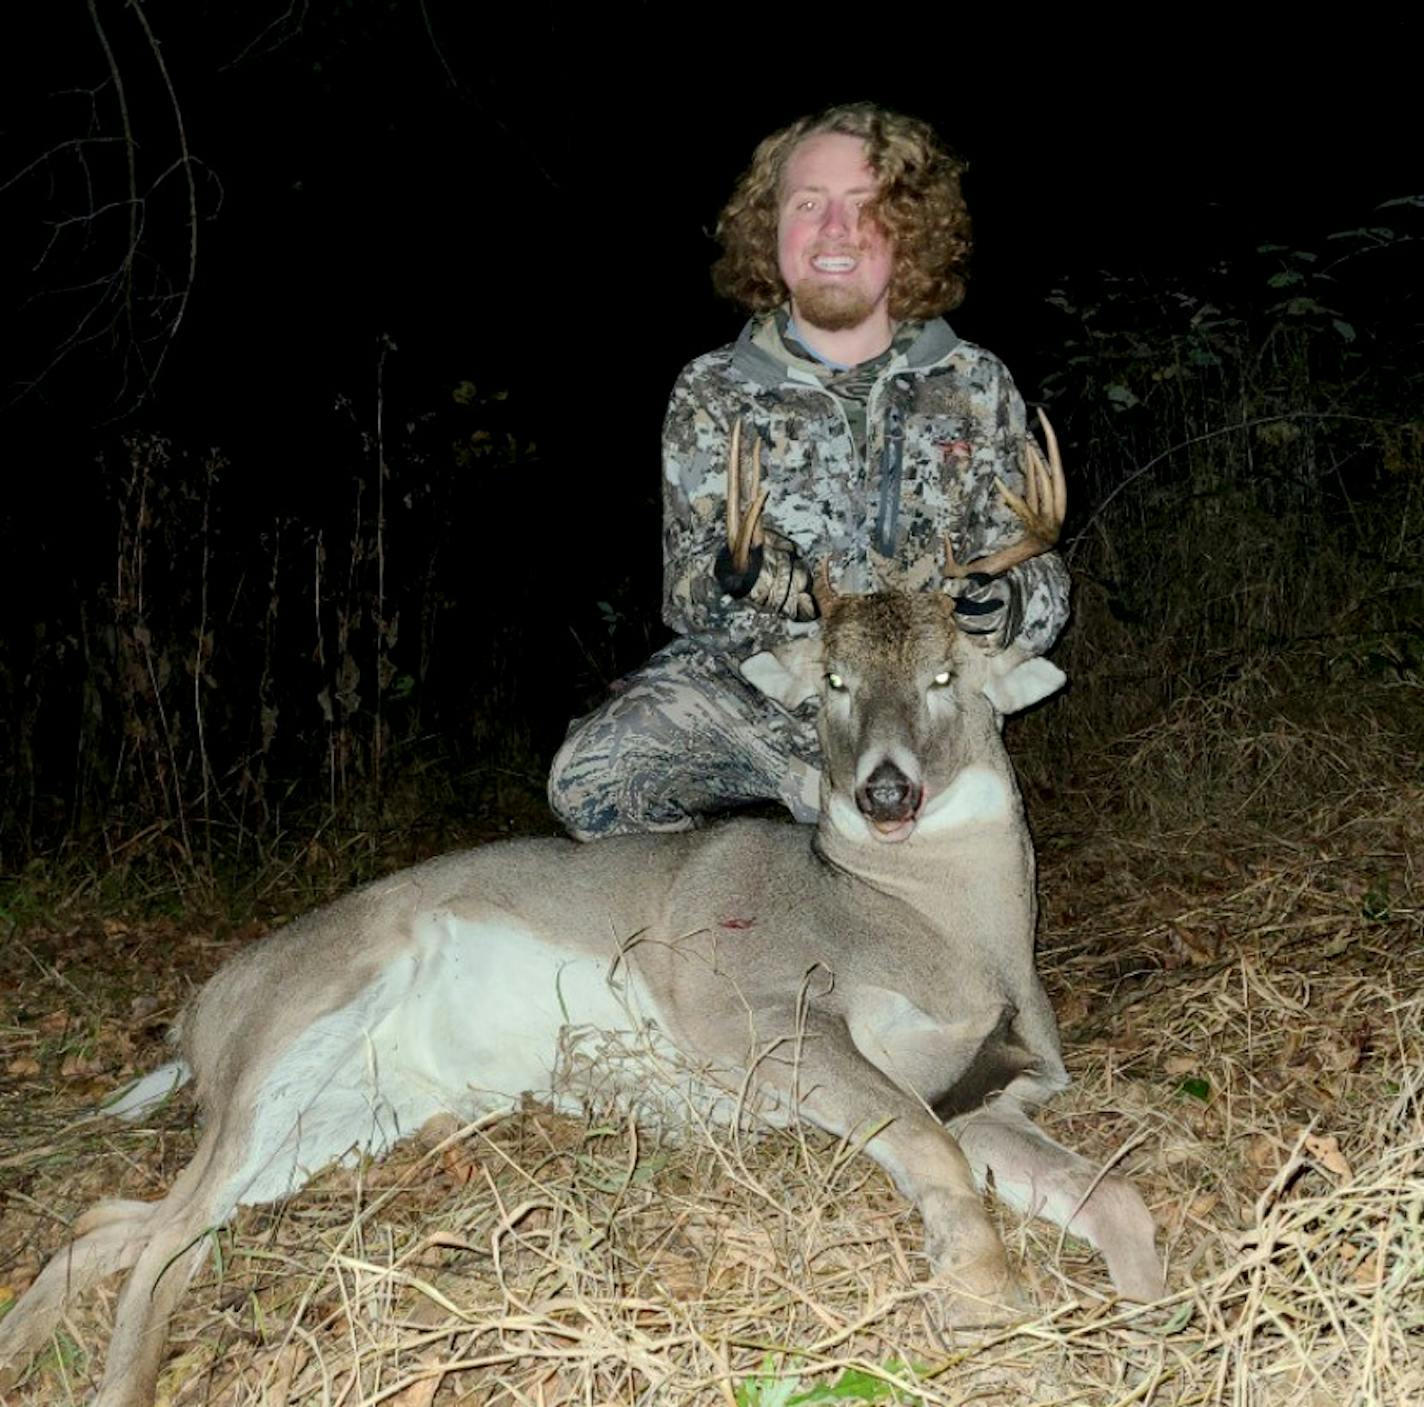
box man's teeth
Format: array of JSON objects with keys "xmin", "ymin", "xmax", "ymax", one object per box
[{"xmin": 812, "ymin": 256, "xmax": 856, "ymax": 272}]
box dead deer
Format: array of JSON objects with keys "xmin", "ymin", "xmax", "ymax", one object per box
[{"xmin": 0, "ymin": 415, "xmax": 1162, "ymax": 1406}]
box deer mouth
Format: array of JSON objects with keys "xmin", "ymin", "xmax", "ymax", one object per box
[
  {"xmin": 868, "ymin": 815, "xmax": 919, "ymax": 843},
  {"xmin": 856, "ymin": 761, "xmax": 925, "ymax": 843}
]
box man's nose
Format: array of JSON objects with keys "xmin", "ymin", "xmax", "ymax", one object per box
[{"xmin": 820, "ymin": 198, "xmax": 852, "ymax": 237}]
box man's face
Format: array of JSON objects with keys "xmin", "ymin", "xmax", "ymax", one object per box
[{"xmin": 776, "ymin": 131, "xmax": 895, "ymax": 335}]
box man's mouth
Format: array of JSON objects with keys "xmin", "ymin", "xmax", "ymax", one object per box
[{"xmin": 810, "ymin": 254, "xmax": 858, "ymax": 274}]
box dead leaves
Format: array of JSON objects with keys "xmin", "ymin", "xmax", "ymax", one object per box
[{"xmin": 1302, "ymin": 1131, "xmax": 1354, "ymax": 1183}]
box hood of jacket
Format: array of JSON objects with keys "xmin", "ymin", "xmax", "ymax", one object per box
[{"xmin": 729, "ymin": 309, "xmax": 963, "ymax": 391}]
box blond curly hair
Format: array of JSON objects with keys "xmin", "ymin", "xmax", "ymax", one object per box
[{"xmin": 711, "ymin": 103, "xmax": 972, "ymax": 320}]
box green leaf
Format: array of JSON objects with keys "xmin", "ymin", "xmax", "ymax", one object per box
[
  {"xmin": 736, "ymin": 1357, "xmax": 804, "ymax": 1407},
  {"xmin": 791, "ymin": 1361, "xmax": 930, "ymax": 1403},
  {"xmin": 1327, "ymin": 226, "xmax": 1395, "ymax": 242},
  {"xmin": 573, "ymin": 1151, "xmax": 669, "ymax": 1193},
  {"xmin": 1362, "ymin": 886, "xmax": 1392, "ymax": 922},
  {"xmin": 737, "ymin": 1359, "xmax": 930, "ymax": 1405},
  {"xmin": 1176, "ymin": 1077, "xmax": 1212, "ymax": 1102},
  {"xmin": 1274, "ymin": 297, "xmax": 1327, "ymax": 317}
]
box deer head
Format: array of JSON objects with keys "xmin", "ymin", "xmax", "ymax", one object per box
[{"xmin": 739, "ymin": 410, "xmax": 1068, "ymax": 844}]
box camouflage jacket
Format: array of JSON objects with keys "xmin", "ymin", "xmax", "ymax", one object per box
[{"xmin": 662, "ymin": 310, "xmax": 1071, "ymax": 657}]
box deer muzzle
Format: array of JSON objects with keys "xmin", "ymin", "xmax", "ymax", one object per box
[{"xmin": 856, "ymin": 760, "xmax": 925, "ymax": 837}]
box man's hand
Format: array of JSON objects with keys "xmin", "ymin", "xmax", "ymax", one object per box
[
  {"xmin": 948, "ymin": 570, "xmax": 1022, "ymax": 647},
  {"xmin": 716, "ymin": 528, "xmax": 818, "ymax": 622}
]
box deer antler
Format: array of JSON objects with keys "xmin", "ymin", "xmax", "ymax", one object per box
[
  {"xmin": 726, "ymin": 418, "xmax": 769, "ymax": 574},
  {"xmin": 943, "ymin": 408, "xmax": 1066, "ymax": 579}
]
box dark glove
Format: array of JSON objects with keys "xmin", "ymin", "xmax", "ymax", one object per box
[
  {"xmin": 949, "ymin": 571, "xmax": 1023, "ymax": 647},
  {"xmin": 715, "ymin": 528, "xmax": 818, "ymax": 622}
]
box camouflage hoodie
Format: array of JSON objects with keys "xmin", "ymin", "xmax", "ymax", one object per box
[{"xmin": 662, "ymin": 310, "xmax": 1070, "ymax": 658}]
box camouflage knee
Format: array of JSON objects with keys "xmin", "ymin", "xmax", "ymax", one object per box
[
  {"xmin": 547, "ymin": 694, "xmax": 700, "ymax": 841},
  {"xmin": 547, "ymin": 642, "xmax": 822, "ymax": 839}
]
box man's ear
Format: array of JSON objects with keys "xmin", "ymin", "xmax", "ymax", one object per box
[
  {"xmin": 982, "ymin": 656, "xmax": 1067, "ymax": 715},
  {"xmin": 740, "ymin": 635, "xmax": 823, "ymax": 709}
]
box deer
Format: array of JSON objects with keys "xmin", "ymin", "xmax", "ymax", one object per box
[{"xmin": 0, "ymin": 413, "xmax": 1163, "ymax": 1407}]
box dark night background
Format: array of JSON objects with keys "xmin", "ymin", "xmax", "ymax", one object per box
[
  {"xmin": 4, "ymin": 18, "xmax": 1424, "ymax": 1404},
  {"xmin": 1, "ymin": 4, "xmax": 1420, "ymax": 862}
]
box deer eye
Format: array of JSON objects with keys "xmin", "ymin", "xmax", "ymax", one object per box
[
  {"xmin": 826, "ymin": 671, "xmax": 847, "ymax": 692},
  {"xmin": 930, "ymin": 669, "xmax": 953, "ymax": 689}
]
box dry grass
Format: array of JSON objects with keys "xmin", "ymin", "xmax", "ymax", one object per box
[{"xmin": 1, "ymin": 683, "xmax": 1421, "ymax": 1406}]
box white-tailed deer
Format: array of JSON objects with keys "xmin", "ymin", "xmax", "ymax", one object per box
[{"xmin": 0, "ymin": 416, "xmax": 1162, "ymax": 1406}]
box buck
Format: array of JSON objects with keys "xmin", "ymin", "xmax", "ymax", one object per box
[{"xmin": 0, "ymin": 414, "xmax": 1163, "ymax": 1406}]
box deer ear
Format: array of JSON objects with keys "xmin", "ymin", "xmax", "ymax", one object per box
[
  {"xmin": 740, "ymin": 636, "xmax": 823, "ymax": 709},
  {"xmin": 982, "ymin": 656, "xmax": 1066, "ymax": 715}
]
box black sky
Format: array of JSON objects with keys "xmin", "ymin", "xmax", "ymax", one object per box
[
  {"xmin": 0, "ymin": 4, "xmax": 1418, "ymax": 822},
  {"xmin": 2, "ymin": 6, "xmax": 1419, "ymax": 501}
]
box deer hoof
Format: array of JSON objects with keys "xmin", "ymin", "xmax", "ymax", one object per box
[
  {"xmin": 933, "ymin": 1246, "xmax": 1026, "ymax": 1321},
  {"xmin": 921, "ymin": 1193, "xmax": 1022, "ymax": 1321}
]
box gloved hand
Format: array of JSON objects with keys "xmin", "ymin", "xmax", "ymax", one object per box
[
  {"xmin": 949, "ymin": 570, "xmax": 1023, "ymax": 647},
  {"xmin": 716, "ymin": 528, "xmax": 818, "ymax": 621}
]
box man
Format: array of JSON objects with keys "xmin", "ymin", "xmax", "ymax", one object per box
[{"xmin": 548, "ymin": 103, "xmax": 1068, "ymax": 839}]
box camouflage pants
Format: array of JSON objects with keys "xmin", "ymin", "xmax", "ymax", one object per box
[{"xmin": 547, "ymin": 637, "xmax": 823, "ymax": 840}]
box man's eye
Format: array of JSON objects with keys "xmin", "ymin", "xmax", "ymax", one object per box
[
  {"xmin": 826, "ymin": 672, "xmax": 847, "ymax": 692},
  {"xmin": 930, "ymin": 670, "xmax": 952, "ymax": 688}
]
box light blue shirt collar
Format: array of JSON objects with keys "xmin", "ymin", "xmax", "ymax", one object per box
[{"xmin": 785, "ymin": 316, "xmax": 855, "ymax": 373}]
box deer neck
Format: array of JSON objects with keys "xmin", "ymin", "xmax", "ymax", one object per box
[{"xmin": 814, "ymin": 760, "xmax": 1031, "ymax": 916}]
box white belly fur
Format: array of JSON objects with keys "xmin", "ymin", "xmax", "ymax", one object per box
[
  {"xmin": 373, "ymin": 910, "xmax": 646, "ymax": 1112},
  {"xmin": 221, "ymin": 913, "xmax": 748, "ymax": 1211}
]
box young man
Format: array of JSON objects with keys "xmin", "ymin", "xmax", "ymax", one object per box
[{"xmin": 549, "ymin": 103, "xmax": 1068, "ymax": 839}]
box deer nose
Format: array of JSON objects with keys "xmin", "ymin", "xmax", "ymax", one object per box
[{"xmin": 856, "ymin": 761, "xmax": 922, "ymax": 823}]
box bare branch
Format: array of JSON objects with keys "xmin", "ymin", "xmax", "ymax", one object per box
[{"xmin": 2, "ymin": 1, "xmax": 208, "ymax": 417}]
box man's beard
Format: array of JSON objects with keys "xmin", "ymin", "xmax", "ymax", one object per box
[{"xmin": 791, "ymin": 278, "xmax": 879, "ymax": 333}]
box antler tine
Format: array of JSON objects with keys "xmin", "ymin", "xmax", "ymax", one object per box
[
  {"xmin": 733, "ymin": 436, "xmax": 768, "ymax": 569},
  {"xmin": 1013, "ymin": 412, "xmax": 1070, "ymax": 538},
  {"xmin": 1036, "ymin": 410, "xmax": 1070, "ymax": 535},
  {"xmin": 942, "ymin": 409, "xmax": 1067, "ymax": 580},
  {"xmin": 750, "ymin": 436, "xmax": 766, "ymax": 552},
  {"xmin": 726, "ymin": 417, "xmax": 742, "ymax": 562},
  {"xmin": 727, "ymin": 420, "xmax": 769, "ymax": 574}
]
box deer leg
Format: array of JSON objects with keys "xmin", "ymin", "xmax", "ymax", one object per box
[
  {"xmin": 743, "ymin": 1003, "xmax": 1018, "ymax": 1316},
  {"xmin": 92, "ymin": 1228, "xmax": 211, "ymax": 1407},
  {"xmin": 89, "ymin": 1113, "xmax": 251, "ymax": 1407},
  {"xmin": 948, "ymin": 1094, "xmax": 1164, "ymax": 1302},
  {"xmin": 0, "ymin": 1202, "xmax": 157, "ymax": 1381},
  {"xmin": 0, "ymin": 1113, "xmax": 240, "ymax": 1407}
]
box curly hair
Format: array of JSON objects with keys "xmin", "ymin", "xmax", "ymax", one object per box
[{"xmin": 711, "ymin": 103, "xmax": 972, "ymax": 320}]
